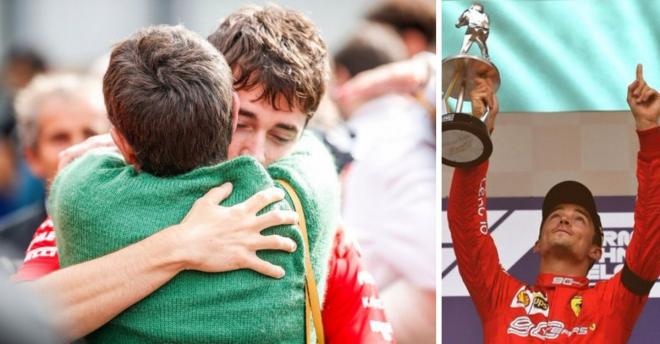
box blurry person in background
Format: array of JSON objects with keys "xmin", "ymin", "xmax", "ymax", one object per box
[
  {"xmin": 0, "ymin": 48, "xmax": 48, "ymax": 221},
  {"xmin": 1, "ymin": 242, "xmax": 61, "ymax": 344},
  {"xmin": 332, "ymin": 22, "xmax": 437, "ymax": 343},
  {"xmin": 0, "ymin": 48, "xmax": 48, "ymax": 129},
  {"xmin": 333, "ymin": 23, "xmax": 407, "ymax": 92},
  {"xmin": 313, "ymin": 22, "xmax": 409, "ymax": 173},
  {"xmin": 365, "ymin": 0, "xmax": 436, "ymax": 57},
  {"xmin": 0, "ymin": 48, "xmax": 47, "ymax": 95},
  {"xmin": 0, "ymin": 269, "xmax": 62, "ymax": 344},
  {"xmin": 0, "ymin": 73, "xmax": 109, "ymax": 259}
]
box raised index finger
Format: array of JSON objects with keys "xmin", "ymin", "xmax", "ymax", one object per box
[{"xmin": 636, "ymin": 64, "xmax": 644, "ymax": 83}]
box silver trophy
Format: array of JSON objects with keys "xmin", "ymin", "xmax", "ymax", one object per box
[{"xmin": 442, "ymin": 2, "xmax": 501, "ymax": 168}]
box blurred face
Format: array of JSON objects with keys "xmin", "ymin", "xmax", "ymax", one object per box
[
  {"xmin": 25, "ymin": 96, "xmax": 108, "ymax": 182},
  {"xmin": 535, "ymin": 203, "xmax": 601, "ymax": 264},
  {"xmin": 228, "ymin": 88, "xmax": 307, "ymax": 165}
]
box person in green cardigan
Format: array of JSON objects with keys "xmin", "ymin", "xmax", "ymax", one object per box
[
  {"xmin": 17, "ymin": 4, "xmax": 396, "ymax": 343},
  {"xmin": 49, "ymin": 19, "xmax": 339, "ymax": 344}
]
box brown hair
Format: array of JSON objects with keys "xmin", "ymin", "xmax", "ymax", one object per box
[
  {"xmin": 366, "ymin": 0, "xmax": 436, "ymax": 47},
  {"xmin": 104, "ymin": 25, "xmax": 233, "ymax": 176},
  {"xmin": 207, "ymin": 4, "xmax": 329, "ymax": 117}
]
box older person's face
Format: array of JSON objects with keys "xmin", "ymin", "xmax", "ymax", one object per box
[
  {"xmin": 25, "ymin": 96, "xmax": 108, "ymax": 183},
  {"xmin": 228, "ymin": 87, "xmax": 307, "ymax": 166}
]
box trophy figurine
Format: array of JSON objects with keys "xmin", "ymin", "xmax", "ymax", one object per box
[{"xmin": 442, "ymin": 2, "xmax": 501, "ymax": 168}]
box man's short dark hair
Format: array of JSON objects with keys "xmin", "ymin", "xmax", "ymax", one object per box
[
  {"xmin": 366, "ymin": 0, "xmax": 436, "ymax": 47},
  {"xmin": 207, "ymin": 4, "xmax": 329, "ymax": 118},
  {"xmin": 334, "ymin": 22, "xmax": 407, "ymax": 77},
  {"xmin": 104, "ymin": 25, "xmax": 234, "ymax": 176}
]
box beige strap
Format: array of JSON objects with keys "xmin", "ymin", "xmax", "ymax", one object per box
[{"xmin": 276, "ymin": 180, "xmax": 325, "ymax": 344}]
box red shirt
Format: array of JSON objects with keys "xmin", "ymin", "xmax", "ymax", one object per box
[
  {"xmin": 447, "ymin": 128, "xmax": 660, "ymax": 343},
  {"xmin": 13, "ymin": 221, "xmax": 393, "ymax": 343}
]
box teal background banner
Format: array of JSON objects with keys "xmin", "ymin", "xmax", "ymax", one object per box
[{"xmin": 442, "ymin": 0, "xmax": 660, "ymax": 113}]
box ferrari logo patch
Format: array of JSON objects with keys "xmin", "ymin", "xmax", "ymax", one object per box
[{"xmin": 570, "ymin": 295, "xmax": 583, "ymax": 317}]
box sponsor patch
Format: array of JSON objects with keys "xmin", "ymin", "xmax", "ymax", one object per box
[
  {"xmin": 516, "ymin": 290, "xmax": 530, "ymax": 307},
  {"xmin": 510, "ymin": 286, "xmax": 549, "ymax": 316},
  {"xmin": 551, "ymin": 276, "xmax": 587, "ymax": 287},
  {"xmin": 507, "ymin": 316, "xmax": 589, "ymax": 340}
]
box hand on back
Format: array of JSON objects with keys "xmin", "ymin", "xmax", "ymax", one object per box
[{"xmin": 176, "ymin": 183, "xmax": 298, "ymax": 278}]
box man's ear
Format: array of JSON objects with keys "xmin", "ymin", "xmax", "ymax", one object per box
[
  {"xmin": 532, "ymin": 240, "xmax": 540, "ymax": 254},
  {"xmin": 230, "ymin": 92, "xmax": 240, "ymax": 136},
  {"xmin": 588, "ymin": 245, "xmax": 602, "ymax": 263},
  {"xmin": 110, "ymin": 127, "xmax": 137, "ymax": 166}
]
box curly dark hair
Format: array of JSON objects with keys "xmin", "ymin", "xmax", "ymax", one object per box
[{"xmin": 207, "ymin": 4, "xmax": 329, "ymax": 118}]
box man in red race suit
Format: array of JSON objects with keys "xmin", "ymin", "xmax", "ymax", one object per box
[{"xmin": 447, "ymin": 65, "xmax": 659, "ymax": 343}]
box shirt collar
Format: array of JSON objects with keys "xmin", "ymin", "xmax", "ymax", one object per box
[{"xmin": 536, "ymin": 273, "xmax": 589, "ymax": 289}]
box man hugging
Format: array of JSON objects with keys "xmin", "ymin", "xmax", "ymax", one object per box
[{"xmin": 48, "ymin": 25, "xmax": 338, "ymax": 343}]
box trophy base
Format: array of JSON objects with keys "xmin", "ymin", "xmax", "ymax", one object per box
[
  {"xmin": 442, "ymin": 54, "xmax": 501, "ymax": 100},
  {"xmin": 442, "ymin": 112, "xmax": 492, "ymax": 168}
]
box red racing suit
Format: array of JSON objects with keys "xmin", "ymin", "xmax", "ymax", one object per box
[
  {"xmin": 13, "ymin": 221, "xmax": 393, "ymax": 343},
  {"xmin": 447, "ymin": 128, "xmax": 660, "ymax": 343}
]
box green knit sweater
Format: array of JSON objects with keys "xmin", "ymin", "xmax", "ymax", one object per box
[{"xmin": 49, "ymin": 133, "xmax": 339, "ymax": 343}]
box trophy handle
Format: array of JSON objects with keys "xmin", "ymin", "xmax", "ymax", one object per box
[
  {"xmin": 443, "ymin": 65, "xmax": 462, "ymax": 112},
  {"xmin": 480, "ymin": 106, "xmax": 490, "ymax": 123}
]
